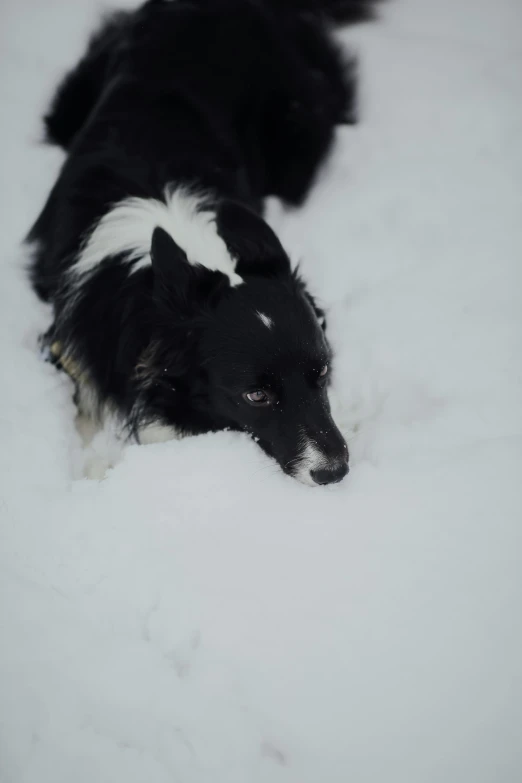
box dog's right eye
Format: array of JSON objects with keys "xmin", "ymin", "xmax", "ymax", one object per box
[{"xmin": 243, "ymin": 390, "xmax": 272, "ymax": 406}]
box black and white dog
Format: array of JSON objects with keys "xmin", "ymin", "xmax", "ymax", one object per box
[{"xmin": 28, "ymin": 0, "xmax": 377, "ymax": 485}]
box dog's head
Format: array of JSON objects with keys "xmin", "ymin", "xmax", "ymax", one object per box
[{"xmin": 145, "ymin": 201, "xmax": 348, "ymax": 486}]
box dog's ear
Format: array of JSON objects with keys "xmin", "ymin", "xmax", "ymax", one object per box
[
  {"xmin": 151, "ymin": 226, "xmax": 192, "ymax": 291},
  {"xmin": 150, "ymin": 227, "xmax": 228, "ymax": 314},
  {"xmin": 215, "ymin": 201, "xmax": 291, "ymax": 278},
  {"xmin": 306, "ymin": 292, "xmax": 327, "ymax": 331},
  {"xmin": 291, "ymin": 267, "xmax": 327, "ymax": 331}
]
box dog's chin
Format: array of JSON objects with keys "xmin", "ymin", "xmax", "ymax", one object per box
[
  {"xmin": 281, "ymin": 462, "xmax": 319, "ymax": 487},
  {"xmin": 291, "ymin": 469, "xmax": 321, "ymax": 488}
]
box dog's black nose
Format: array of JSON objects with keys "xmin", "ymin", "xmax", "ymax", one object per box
[{"xmin": 310, "ymin": 461, "xmax": 349, "ymax": 486}]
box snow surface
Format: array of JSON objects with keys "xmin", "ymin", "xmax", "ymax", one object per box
[{"xmin": 1, "ymin": 0, "xmax": 522, "ymax": 781}]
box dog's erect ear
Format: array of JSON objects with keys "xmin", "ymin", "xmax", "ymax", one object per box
[
  {"xmin": 150, "ymin": 227, "xmax": 228, "ymax": 314},
  {"xmin": 304, "ymin": 290, "xmax": 327, "ymax": 331},
  {"xmin": 151, "ymin": 226, "xmax": 192, "ymax": 289},
  {"xmin": 215, "ymin": 201, "xmax": 291, "ymax": 278},
  {"xmin": 292, "ymin": 268, "xmax": 328, "ymax": 331}
]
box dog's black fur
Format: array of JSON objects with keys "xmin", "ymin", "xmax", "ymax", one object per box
[{"xmin": 28, "ymin": 0, "xmax": 377, "ymax": 485}]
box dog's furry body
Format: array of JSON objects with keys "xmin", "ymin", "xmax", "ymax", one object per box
[{"xmin": 28, "ymin": 0, "xmax": 377, "ymax": 484}]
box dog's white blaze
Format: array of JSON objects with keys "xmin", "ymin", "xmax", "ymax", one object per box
[
  {"xmin": 294, "ymin": 438, "xmax": 330, "ymax": 487},
  {"xmin": 73, "ymin": 187, "xmax": 243, "ymax": 286},
  {"xmin": 256, "ymin": 311, "xmax": 273, "ymax": 329}
]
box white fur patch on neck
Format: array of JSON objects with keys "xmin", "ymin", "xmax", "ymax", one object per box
[
  {"xmin": 256, "ymin": 311, "xmax": 273, "ymax": 329},
  {"xmin": 73, "ymin": 187, "xmax": 243, "ymax": 286}
]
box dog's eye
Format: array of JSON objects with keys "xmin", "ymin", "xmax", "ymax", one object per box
[
  {"xmin": 243, "ymin": 390, "xmax": 272, "ymax": 406},
  {"xmin": 319, "ymin": 364, "xmax": 329, "ymax": 377}
]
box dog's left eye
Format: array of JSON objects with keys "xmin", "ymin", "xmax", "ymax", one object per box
[
  {"xmin": 319, "ymin": 364, "xmax": 328, "ymax": 377},
  {"xmin": 243, "ymin": 390, "xmax": 272, "ymax": 406}
]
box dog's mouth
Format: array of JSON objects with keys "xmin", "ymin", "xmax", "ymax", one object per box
[
  {"xmin": 285, "ymin": 455, "xmax": 349, "ymax": 487},
  {"xmin": 259, "ymin": 440, "xmax": 349, "ymax": 487},
  {"xmin": 248, "ymin": 427, "xmax": 349, "ymax": 487}
]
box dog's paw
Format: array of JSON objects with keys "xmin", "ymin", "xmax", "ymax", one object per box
[
  {"xmin": 83, "ymin": 452, "xmax": 113, "ymax": 481},
  {"xmin": 81, "ymin": 426, "xmax": 124, "ymax": 480}
]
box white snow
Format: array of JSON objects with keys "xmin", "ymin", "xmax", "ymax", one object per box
[{"xmin": 1, "ymin": 1, "xmax": 521, "ymax": 781}]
